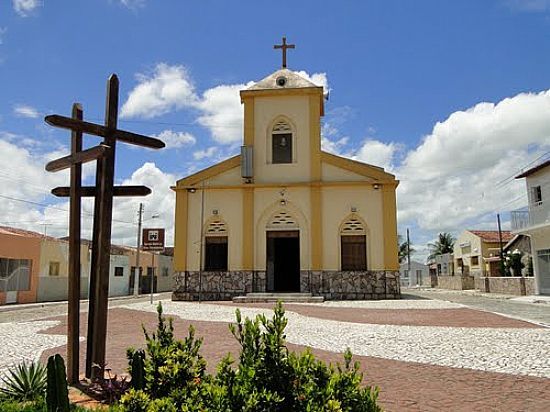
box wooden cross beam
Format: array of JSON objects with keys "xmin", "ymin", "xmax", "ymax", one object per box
[
  {"xmin": 44, "ymin": 74, "xmax": 165, "ymax": 381},
  {"xmin": 45, "ymin": 145, "xmax": 107, "ymax": 172},
  {"xmin": 45, "ymin": 115, "xmax": 165, "ymax": 149},
  {"xmin": 51, "ymin": 185, "xmax": 151, "ymax": 197},
  {"xmin": 67, "ymin": 103, "xmax": 82, "ymax": 385}
]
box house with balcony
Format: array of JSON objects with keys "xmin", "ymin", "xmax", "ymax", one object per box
[{"xmin": 511, "ymin": 159, "xmax": 550, "ymax": 295}]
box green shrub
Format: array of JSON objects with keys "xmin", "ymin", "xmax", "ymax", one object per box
[
  {"xmin": 0, "ymin": 361, "xmax": 47, "ymax": 402},
  {"xmin": 126, "ymin": 303, "xmax": 207, "ymax": 400},
  {"xmin": 119, "ymin": 302, "xmax": 381, "ymax": 412}
]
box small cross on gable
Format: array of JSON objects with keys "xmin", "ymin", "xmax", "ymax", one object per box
[{"xmin": 274, "ymin": 36, "xmax": 295, "ymax": 68}]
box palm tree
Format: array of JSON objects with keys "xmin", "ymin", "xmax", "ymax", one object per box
[
  {"xmin": 398, "ymin": 235, "xmax": 415, "ymax": 264},
  {"xmin": 427, "ymin": 232, "xmax": 455, "ymax": 261}
]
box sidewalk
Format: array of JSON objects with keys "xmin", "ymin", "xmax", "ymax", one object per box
[
  {"xmin": 405, "ymin": 288, "xmax": 550, "ymax": 327},
  {"xmin": 0, "ymin": 292, "xmax": 171, "ymax": 313}
]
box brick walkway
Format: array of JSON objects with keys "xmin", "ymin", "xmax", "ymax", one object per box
[{"xmin": 36, "ymin": 303, "xmax": 550, "ymax": 412}]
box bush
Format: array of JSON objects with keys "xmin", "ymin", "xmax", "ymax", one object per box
[
  {"xmin": 0, "ymin": 361, "xmax": 47, "ymax": 402},
  {"xmin": 120, "ymin": 302, "xmax": 381, "ymax": 411}
]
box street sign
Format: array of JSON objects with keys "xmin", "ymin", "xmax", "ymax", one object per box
[{"xmin": 142, "ymin": 228, "xmax": 165, "ymax": 251}]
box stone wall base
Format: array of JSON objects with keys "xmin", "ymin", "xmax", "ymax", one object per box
[
  {"xmin": 436, "ymin": 275, "xmax": 475, "ymax": 290},
  {"xmin": 475, "ymin": 276, "xmax": 535, "ymax": 296},
  {"xmin": 172, "ymin": 270, "xmax": 401, "ymax": 301}
]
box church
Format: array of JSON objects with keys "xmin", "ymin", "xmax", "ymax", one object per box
[{"xmin": 172, "ymin": 39, "xmax": 400, "ymax": 301}]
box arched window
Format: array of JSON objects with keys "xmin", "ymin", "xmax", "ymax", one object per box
[
  {"xmin": 204, "ymin": 218, "xmax": 228, "ymax": 271},
  {"xmin": 272, "ymin": 120, "xmax": 293, "ymax": 164},
  {"xmin": 340, "ymin": 216, "xmax": 367, "ymax": 271}
]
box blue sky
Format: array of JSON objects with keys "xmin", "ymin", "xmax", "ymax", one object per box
[{"xmin": 2, "ymin": 0, "xmax": 550, "ymax": 260}]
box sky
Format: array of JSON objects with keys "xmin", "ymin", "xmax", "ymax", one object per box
[{"xmin": 2, "ymin": 0, "xmax": 550, "ymax": 262}]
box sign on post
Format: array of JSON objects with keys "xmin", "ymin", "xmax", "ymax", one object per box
[{"xmin": 142, "ymin": 228, "xmax": 165, "ymax": 251}]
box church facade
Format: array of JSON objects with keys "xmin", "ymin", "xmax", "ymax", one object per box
[{"xmin": 171, "ymin": 65, "xmax": 400, "ymax": 300}]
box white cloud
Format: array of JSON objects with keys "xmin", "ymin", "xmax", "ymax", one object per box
[
  {"xmin": 153, "ymin": 130, "xmax": 196, "ymax": 149},
  {"xmin": 121, "ymin": 65, "xmax": 331, "ymax": 145},
  {"xmin": 107, "ymin": 162, "xmax": 176, "ymax": 246},
  {"xmin": 118, "ymin": 0, "xmax": 145, "ymax": 10},
  {"xmin": 12, "ymin": 0, "xmax": 41, "ymax": 17},
  {"xmin": 396, "ymin": 90, "xmax": 550, "ymax": 232},
  {"xmin": 353, "ymin": 139, "xmax": 398, "ymax": 171},
  {"xmin": 121, "ymin": 63, "xmax": 198, "ymax": 118},
  {"xmin": 196, "ymin": 83, "xmax": 253, "ymax": 144},
  {"xmin": 295, "ymin": 71, "xmax": 330, "ymax": 92},
  {"xmin": 506, "ymin": 0, "xmax": 550, "ymax": 12},
  {"xmin": 13, "ymin": 104, "xmax": 40, "ymax": 118},
  {"xmin": 193, "ymin": 146, "xmax": 218, "ymax": 160}
]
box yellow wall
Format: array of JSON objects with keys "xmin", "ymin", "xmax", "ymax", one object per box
[
  {"xmin": 321, "ymin": 186, "xmax": 385, "ymax": 270},
  {"xmin": 174, "ymin": 75, "xmax": 399, "ymax": 274},
  {"xmin": 185, "ymin": 187, "xmax": 243, "ymax": 271},
  {"xmin": 253, "ymin": 95, "xmax": 312, "ymax": 183}
]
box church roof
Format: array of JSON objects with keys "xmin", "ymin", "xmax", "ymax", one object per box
[{"xmin": 246, "ymin": 69, "xmax": 321, "ymax": 91}]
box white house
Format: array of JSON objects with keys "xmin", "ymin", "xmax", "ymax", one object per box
[
  {"xmin": 400, "ymin": 260, "xmax": 430, "ymax": 287},
  {"xmin": 511, "ymin": 160, "xmax": 550, "ymax": 295}
]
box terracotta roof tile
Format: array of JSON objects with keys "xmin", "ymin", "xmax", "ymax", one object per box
[
  {"xmin": 468, "ymin": 230, "xmax": 513, "ymax": 243},
  {"xmin": 0, "ymin": 225, "xmax": 60, "ymax": 242}
]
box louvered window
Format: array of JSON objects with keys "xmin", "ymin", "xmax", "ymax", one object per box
[{"xmin": 340, "ymin": 216, "xmax": 367, "ymax": 271}]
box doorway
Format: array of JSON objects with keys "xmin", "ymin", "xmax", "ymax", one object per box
[{"xmin": 266, "ymin": 231, "xmax": 300, "ymax": 292}]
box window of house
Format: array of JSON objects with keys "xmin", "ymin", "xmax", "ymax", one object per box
[
  {"xmin": 114, "ymin": 266, "xmax": 124, "ymax": 277},
  {"xmin": 162, "ymin": 267, "xmax": 169, "ymax": 277},
  {"xmin": 147, "ymin": 267, "xmax": 154, "ymax": 277},
  {"xmin": 403, "ymin": 269, "xmax": 409, "ymax": 278},
  {"xmin": 416, "ymin": 270, "xmax": 423, "ymax": 282},
  {"xmin": 531, "ymin": 185, "xmax": 542, "ymax": 205},
  {"xmin": 437, "ymin": 264, "xmax": 442, "ymax": 275},
  {"xmin": 0, "ymin": 258, "xmax": 31, "ymax": 291},
  {"xmin": 204, "ymin": 236, "xmax": 228, "ymax": 271},
  {"xmin": 471, "ymin": 256, "xmax": 479, "ymax": 266},
  {"xmin": 49, "ymin": 261, "xmax": 60, "ymax": 277},
  {"xmin": 272, "ymin": 120, "xmax": 292, "ymax": 164}
]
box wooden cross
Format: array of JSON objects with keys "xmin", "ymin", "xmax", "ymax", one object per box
[
  {"xmin": 274, "ymin": 36, "xmax": 295, "ymax": 69},
  {"xmin": 45, "ymin": 74, "xmax": 165, "ymax": 382}
]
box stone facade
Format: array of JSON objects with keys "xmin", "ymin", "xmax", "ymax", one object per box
[
  {"xmin": 172, "ymin": 270, "xmax": 401, "ymax": 301},
  {"xmin": 475, "ymin": 276, "xmax": 536, "ymax": 296},
  {"xmin": 436, "ymin": 275, "xmax": 475, "ymax": 290}
]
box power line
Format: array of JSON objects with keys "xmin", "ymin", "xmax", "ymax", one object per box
[{"xmin": 0, "ymin": 194, "xmax": 136, "ymax": 225}]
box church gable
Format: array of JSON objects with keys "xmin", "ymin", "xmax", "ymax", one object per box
[
  {"xmin": 176, "ymin": 155, "xmax": 240, "ymax": 187},
  {"xmin": 321, "ymin": 152, "xmax": 397, "ymax": 183}
]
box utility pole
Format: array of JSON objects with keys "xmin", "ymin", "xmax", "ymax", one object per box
[
  {"xmin": 497, "ymin": 213, "xmax": 505, "ymax": 276},
  {"xmin": 134, "ymin": 203, "xmax": 143, "ymax": 296},
  {"xmin": 406, "ymin": 228, "xmax": 412, "ymax": 286}
]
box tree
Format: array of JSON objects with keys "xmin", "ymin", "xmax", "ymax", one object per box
[
  {"xmin": 398, "ymin": 235, "xmax": 415, "ymax": 264},
  {"xmin": 427, "ymin": 232, "xmax": 455, "ymax": 261}
]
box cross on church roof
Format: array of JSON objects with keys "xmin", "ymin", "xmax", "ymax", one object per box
[{"xmin": 274, "ymin": 36, "xmax": 295, "ymax": 69}]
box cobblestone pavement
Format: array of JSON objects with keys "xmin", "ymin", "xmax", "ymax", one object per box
[
  {"xmin": 122, "ymin": 300, "xmax": 550, "ymax": 378},
  {"xmin": 0, "ymin": 320, "xmax": 66, "ymax": 379},
  {"xmin": 404, "ymin": 288, "xmax": 550, "ymax": 326},
  {"xmin": 2, "ymin": 294, "xmax": 550, "ymax": 411}
]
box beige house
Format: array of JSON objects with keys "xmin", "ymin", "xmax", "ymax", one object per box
[
  {"xmin": 454, "ymin": 230, "xmax": 513, "ymax": 277},
  {"xmin": 172, "ymin": 67, "xmax": 400, "ymax": 300}
]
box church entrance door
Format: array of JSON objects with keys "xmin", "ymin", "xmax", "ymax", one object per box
[{"xmin": 266, "ymin": 231, "xmax": 300, "ymax": 292}]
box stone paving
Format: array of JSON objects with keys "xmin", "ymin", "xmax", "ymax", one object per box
[
  {"xmin": 1, "ymin": 293, "xmax": 550, "ymax": 410},
  {"xmin": 122, "ymin": 300, "xmax": 550, "ymax": 378},
  {"xmin": 0, "ymin": 320, "xmax": 66, "ymax": 380}
]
